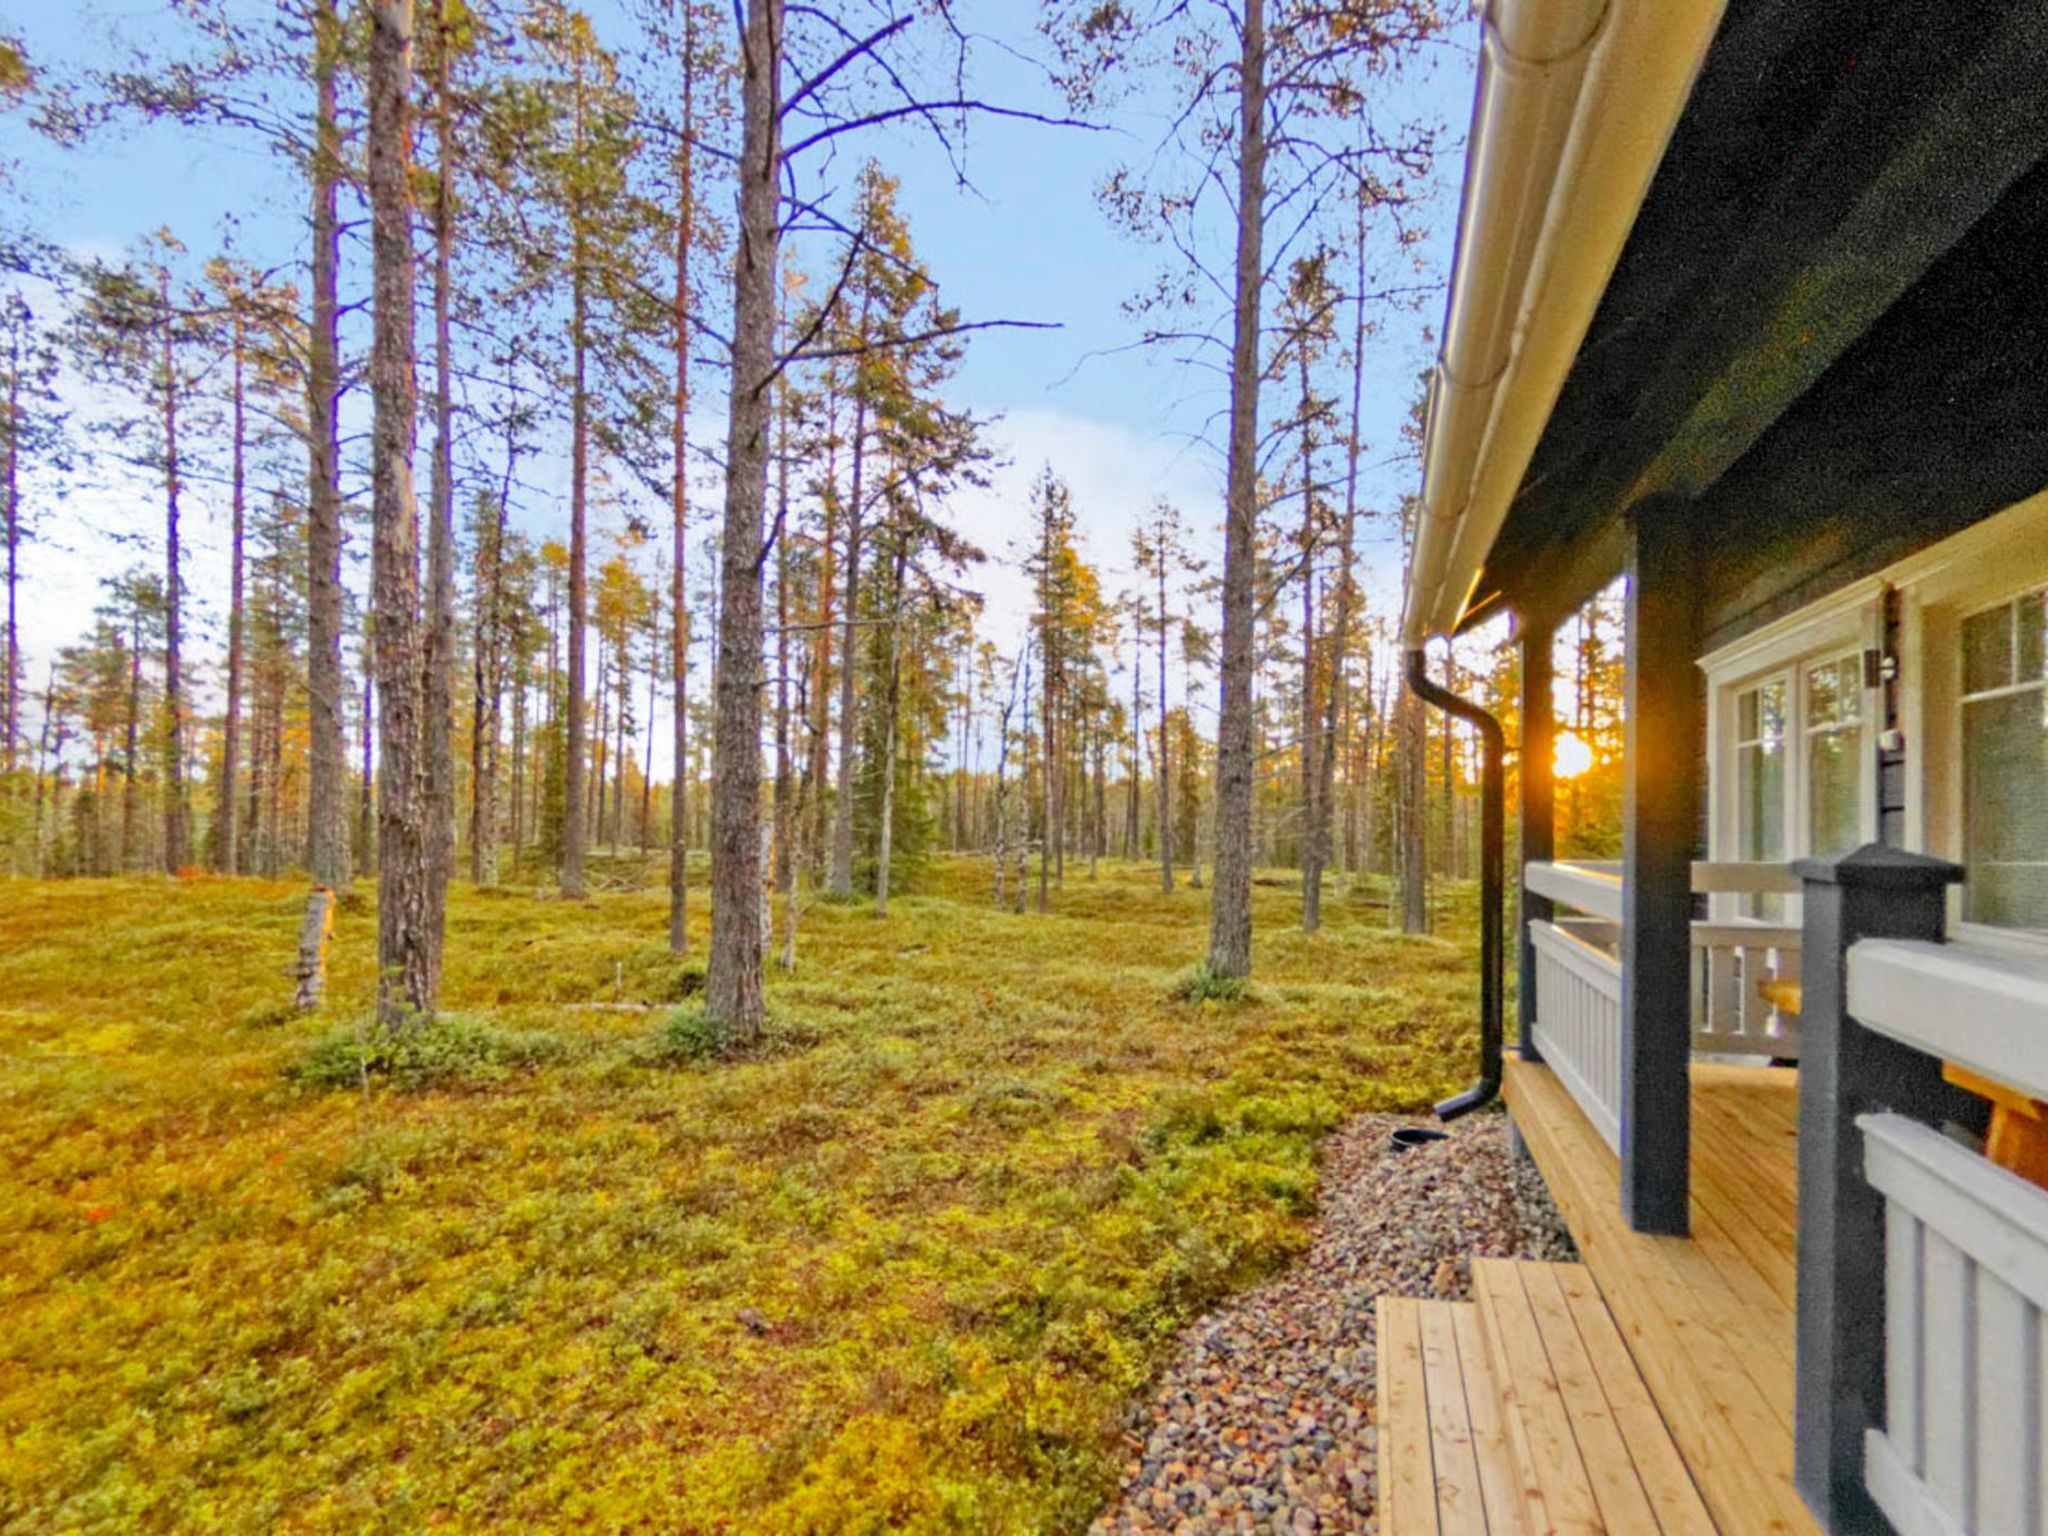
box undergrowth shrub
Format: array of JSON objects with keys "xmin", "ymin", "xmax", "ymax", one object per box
[
  {"xmin": 1171, "ymin": 965, "xmax": 1255, "ymax": 1005},
  {"xmin": 651, "ymin": 1005, "xmax": 822, "ymax": 1065},
  {"xmin": 655, "ymin": 1004, "xmax": 720, "ymax": 1062},
  {"xmin": 293, "ymin": 1014, "xmax": 567, "ymax": 1091}
]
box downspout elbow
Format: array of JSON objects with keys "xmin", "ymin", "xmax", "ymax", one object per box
[{"xmin": 1404, "ymin": 646, "xmax": 1508, "ymax": 1121}]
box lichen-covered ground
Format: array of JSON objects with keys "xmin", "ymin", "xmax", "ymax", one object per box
[{"xmin": 0, "ymin": 857, "xmax": 1481, "ymax": 1534}]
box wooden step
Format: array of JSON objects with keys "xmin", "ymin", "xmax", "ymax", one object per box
[
  {"xmin": 1376, "ymin": 1296, "xmax": 1527, "ymax": 1534},
  {"xmin": 1470, "ymin": 1259, "xmax": 1716, "ymax": 1536}
]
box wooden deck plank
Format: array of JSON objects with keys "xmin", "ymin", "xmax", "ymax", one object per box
[
  {"xmin": 1689, "ymin": 1079, "xmax": 1798, "ymax": 1239},
  {"xmin": 1379, "ymin": 1296, "xmax": 1441, "ymax": 1535},
  {"xmin": 1508, "ymin": 1260, "xmax": 1663, "ymax": 1533},
  {"xmin": 1474, "ymin": 1259, "xmax": 1606, "ymax": 1535},
  {"xmin": 1681, "ymin": 1176, "xmax": 1799, "ymax": 1379},
  {"xmin": 1450, "ymin": 1302, "xmax": 1526, "ymax": 1535},
  {"xmin": 1686, "ymin": 1130, "xmax": 1798, "ymax": 1310},
  {"xmin": 1550, "ymin": 1263, "xmax": 1717, "ymax": 1536},
  {"xmin": 1419, "ymin": 1300, "xmax": 1492, "ymax": 1536},
  {"xmin": 1512, "ymin": 1068, "xmax": 1800, "ymax": 1473},
  {"xmin": 1504, "ymin": 1057, "xmax": 1821, "ymax": 1536}
]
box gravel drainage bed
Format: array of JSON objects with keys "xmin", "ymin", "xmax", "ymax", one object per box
[{"xmin": 1088, "ymin": 1110, "xmax": 1575, "ymax": 1535}]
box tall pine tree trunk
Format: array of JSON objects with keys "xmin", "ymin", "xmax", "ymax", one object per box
[
  {"xmin": 668, "ymin": 8, "xmax": 697, "ymax": 952},
  {"xmin": 32, "ymin": 663, "xmax": 57, "ymax": 874},
  {"xmin": 1206, "ymin": 0, "xmax": 1265, "ymax": 978},
  {"xmin": 123, "ymin": 608, "xmax": 141, "ymax": 870},
  {"xmin": 874, "ymin": 544, "xmax": 905, "ymax": 917},
  {"xmin": 358, "ymin": 651, "xmax": 375, "ymax": 874},
  {"xmin": 1126, "ymin": 635, "xmax": 1141, "ymax": 861},
  {"xmin": 771, "ymin": 320, "xmax": 796, "ymax": 953},
  {"xmin": 218, "ymin": 303, "xmax": 247, "ymax": 874},
  {"xmin": 368, "ymin": 0, "xmax": 433, "ymax": 1025},
  {"xmin": 1155, "ymin": 545, "xmax": 1172, "ymax": 891},
  {"xmin": 641, "ymin": 611, "xmax": 657, "ymax": 849},
  {"xmin": 469, "ymin": 395, "xmax": 514, "ymax": 885},
  {"xmin": 1296, "ymin": 342, "xmax": 1320, "ymax": 917},
  {"xmin": 1037, "ymin": 515, "xmax": 1052, "ymax": 915},
  {"xmin": 828, "ymin": 356, "xmax": 868, "ymax": 899},
  {"xmin": 3, "ymin": 328, "xmax": 21, "ymax": 786},
  {"xmin": 423, "ymin": 0, "xmax": 457, "ymax": 994},
  {"xmin": 1395, "ymin": 679, "xmax": 1428, "ymax": 932},
  {"xmin": 157, "ymin": 266, "xmax": 189, "ymax": 874},
  {"xmin": 1091, "ymin": 721, "xmax": 1104, "ymax": 879},
  {"xmin": 1306, "ymin": 203, "xmax": 1368, "ymax": 932},
  {"xmin": 704, "ymin": 0, "xmax": 782, "ymax": 1043},
  {"xmin": 805, "ymin": 424, "xmax": 837, "ymax": 875},
  {"xmin": 561, "ymin": 55, "xmax": 591, "ymax": 900},
  {"xmin": 306, "ymin": 0, "xmax": 351, "ymax": 893}
]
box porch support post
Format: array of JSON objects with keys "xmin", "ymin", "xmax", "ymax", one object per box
[
  {"xmin": 1619, "ymin": 502, "xmax": 1697, "ymax": 1235},
  {"xmin": 1517, "ymin": 611, "xmax": 1555, "ymax": 1062},
  {"xmin": 1792, "ymin": 847, "xmax": 1975, "ymax": 1534}
]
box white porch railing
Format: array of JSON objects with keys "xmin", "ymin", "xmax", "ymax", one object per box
[
  {"xmin": 1522, "ymin": 860, "xmax": 1804, "ymax": 1154},
  {"xmin": 1528, "ymin": 917, "xmax": 1624, "ymax": 1151},
  {"xmin": 1848, "ymin": 938, "xmax": 2048, "ymax": 1536},
  {"xmin": 1689, "ymin": 921, "xmax": 1802, "ymax": 1056}
]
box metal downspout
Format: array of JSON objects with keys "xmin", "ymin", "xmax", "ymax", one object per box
[{"xmin": 1404, "ymin": 646, "xmax": 1507, "ymax": 1121}]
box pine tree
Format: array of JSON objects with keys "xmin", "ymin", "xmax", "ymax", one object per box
[
  {"xmin": 0, "ymin": 289, "xmax": 64, "ymax": 873},
  {"xmin": 366, "ymin": 0, "xmax": 433, "ymax": 1026},
  {"xmin": 518, "ymin": 1, "xmax": 645, "ymax": 901}
]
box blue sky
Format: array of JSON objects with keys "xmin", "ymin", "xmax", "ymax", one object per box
[{"xmin": 4, "ymin": 1, "xmax": 1474, "ymax": 739}]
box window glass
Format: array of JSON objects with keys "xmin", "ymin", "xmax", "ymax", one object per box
[
  {"xmin": 1806, "ymin": 656, "xmax": 1864, "ymax": 858},
  {"xmin": 1737, "ymin": 680, "xmax": 1786, "ymax": 864},
  {"xmin": 1963, "ymin": 589, "xmax": 2048, "ymax": 931},
  {"xmin": 1736, "ymin": 679, "xmax": 1787, "ymax": 917},
  {"xmin": 1963, "ymin": 603, "xmax": 2012, "ymax": 693},
  {"xmin": 2019, "ymin": 590, "xmax": 2046, "ymax": 684}
]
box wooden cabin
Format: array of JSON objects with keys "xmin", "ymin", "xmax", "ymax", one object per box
[{"xmin": 1381, "ymin": 3, "xmax": 2048, "ymax": 1533}]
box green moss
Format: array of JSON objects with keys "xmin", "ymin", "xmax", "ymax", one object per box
[{"xmin": 0, "ymin": 858, "xmax": 1480, "ymax": 1533}]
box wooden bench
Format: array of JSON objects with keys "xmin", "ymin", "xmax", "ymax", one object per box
[{"xmin": 1377, "ymin": 1260, "xmax": 1716, "ymax": 1534}]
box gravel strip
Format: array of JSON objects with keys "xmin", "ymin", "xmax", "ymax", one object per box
[{"xmin": 1089, "ymin": 1110, "xmax": 1575, "ymax": 1535}]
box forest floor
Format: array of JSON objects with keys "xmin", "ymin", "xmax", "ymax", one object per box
[{"xmin": 0, "ymin": 856, "xmax": 1485, "ymax": 1535}]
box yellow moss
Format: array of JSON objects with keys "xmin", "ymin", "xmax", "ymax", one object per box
[{"xmin": 0, "ymin": 858, "xmax": 1480, "ymax": 1532}]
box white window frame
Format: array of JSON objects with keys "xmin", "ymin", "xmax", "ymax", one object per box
[
  {"xmin": 1702, "ymin": 486, "xmax": 2048, "ymax": 953},
  {"xmin": 1937, "ymin": 576, "xmax": 2048, "ymax": 952},
  {"xmin": 1704, "ymin": 605, "xmax": 1880, "ymax": 923}
]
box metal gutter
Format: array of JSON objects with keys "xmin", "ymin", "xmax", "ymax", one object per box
[
  {"xmin": 1401, "ymin": 0, "xmax": 1726, "ymax": 646},
  {"xmin": 1405, "ymin": 646, "xmax": 1507, "ymax": 1121}
]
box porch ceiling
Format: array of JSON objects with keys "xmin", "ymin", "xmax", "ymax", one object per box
[{"xmin": 1470, "ymin": 0, "xmax": 2048, "ymax": 638}]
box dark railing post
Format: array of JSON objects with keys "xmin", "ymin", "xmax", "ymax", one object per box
[
  {"xmin": 1620, "ymin": 503, "xmax": 1698, "ymax": 1235},
  {"xmin": 1793, "ymin": 845, "xmax": 1977, "ymax": 1534},
  {"xmin": 1518, "ymin": 611, "xmax": 1555, "ymax": 1065}
]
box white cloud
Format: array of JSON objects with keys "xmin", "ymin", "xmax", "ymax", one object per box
[{"xmin": 949, "ymin": 405, "xmax": 1225, "ymax": 654}]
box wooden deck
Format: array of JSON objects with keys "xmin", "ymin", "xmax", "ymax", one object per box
[
  {"xmin": 1502, "ymin": 1056, "xmax": 1818, "ymax": 1536},
  {"xmin": 1379, "ymin": 1262, "xmax": 1720, "ymax": 1535}
]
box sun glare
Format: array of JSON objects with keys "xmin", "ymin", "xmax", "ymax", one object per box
[{"xmin": 1554, "ymin": 730, "xmax": 1595, "ymax": 780}]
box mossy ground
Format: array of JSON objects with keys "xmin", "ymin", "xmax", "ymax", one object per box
[{"xmin": 0, "ymin": 857, "xmax": 1480, "ymax": 1534}]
